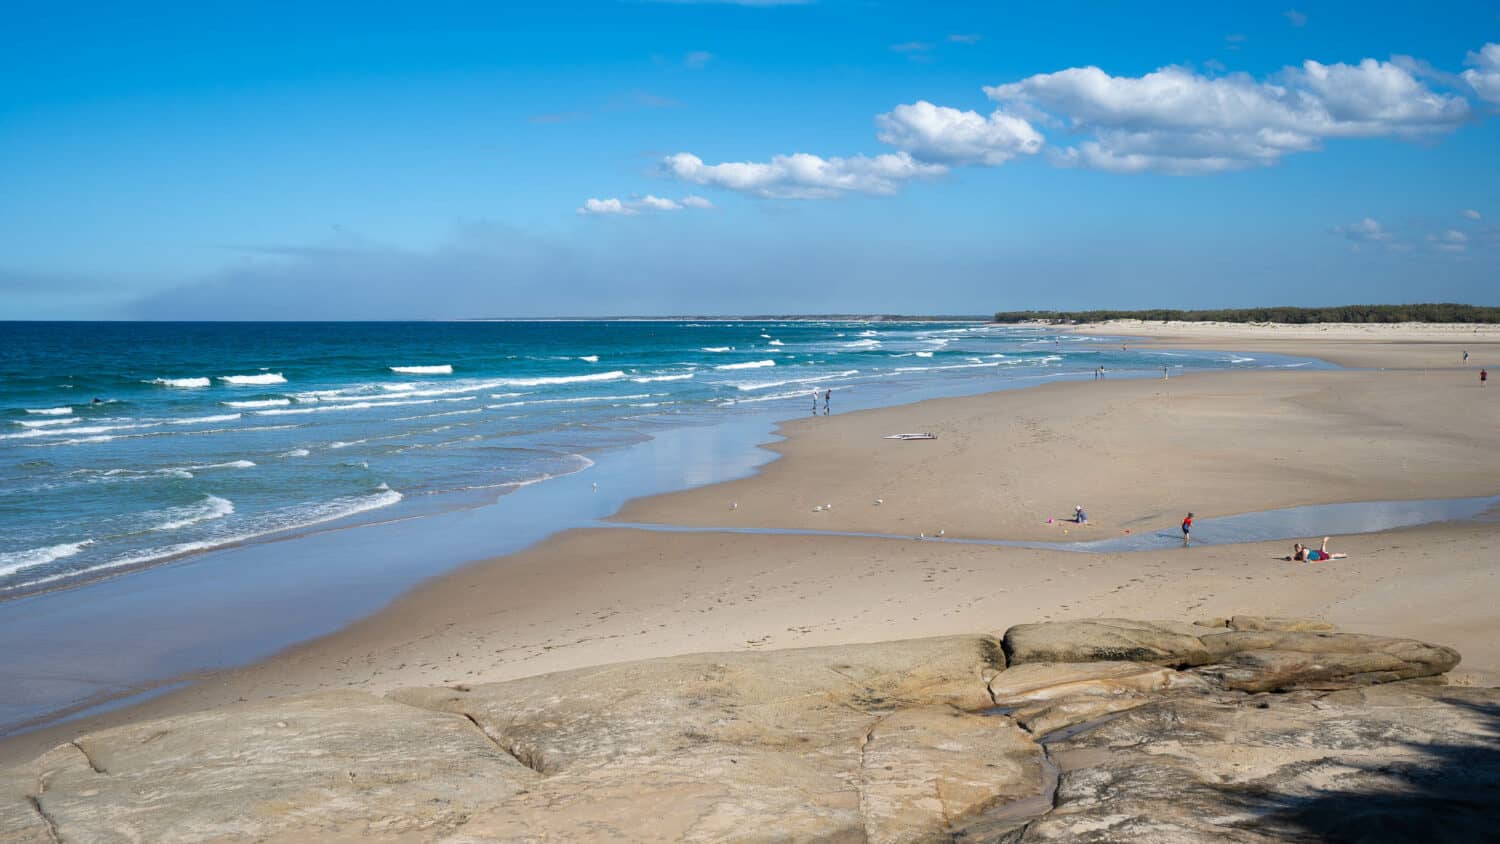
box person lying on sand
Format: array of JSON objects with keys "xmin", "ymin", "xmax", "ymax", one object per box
[{"xmin": 1289, "ymin": 537, "xmax": 1348, "ymax": 562}]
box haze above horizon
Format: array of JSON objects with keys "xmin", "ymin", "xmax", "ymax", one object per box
[{"xmin": 2, "ymin": 1, "xmax": 1498, "ymax": 320}]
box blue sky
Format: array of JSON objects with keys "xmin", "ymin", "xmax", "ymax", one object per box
[{"xmin": 2, "ymin": 1, "xmax": 1497, "ymax": 319}]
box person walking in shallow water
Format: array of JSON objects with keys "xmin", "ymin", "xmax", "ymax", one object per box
[
  {"xmin": 1181, "ymin": 512, "xmax": 1193, "ymax": 546},
  {"xmin": 823, "ymin": 389, "xmax": 831, "ymax": 415}
]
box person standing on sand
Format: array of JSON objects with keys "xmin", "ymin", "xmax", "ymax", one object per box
[
  {"xmin": 1483, "ymin": 368, "xmax": 1488, "ymax": 388},
  {"xmin": 823, "ymin": 389, "xmax": 831, "ymax": 415},
  {"xmin": 1181, "ymin": 512, "xmax": 1194, "ymax": 546},
  {"xmin": 1463, "ymin": 350, "xmax": 1469, "ymax": 365}
]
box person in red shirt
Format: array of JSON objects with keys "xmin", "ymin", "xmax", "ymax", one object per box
[{"xmin": 1181, "ymin": 512, "xmax": 1193, "ymax": 546}]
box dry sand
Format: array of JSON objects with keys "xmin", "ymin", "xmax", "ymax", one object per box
[
  {"xmin": 1071, "ymin": 320, "xmax": 1500, "ymax": 369},
  {"xmin": 3, "ymin": 325, "xmax": 1498, "ymax": 766}
]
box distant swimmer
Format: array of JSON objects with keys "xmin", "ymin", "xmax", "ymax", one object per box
[
  {"xmin": 91, "ymin": 397, "xmax": 103, "ymax": 404},
  {"xmin": 1289, "ymin": 537, "xmax": 1348, "ymax": 562},
  {"xmin": 1181, "ymin": 512, "xmax": 1193, "ymax": 546}
]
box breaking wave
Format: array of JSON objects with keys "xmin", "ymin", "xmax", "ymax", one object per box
[
  {"xmin": 715, "ymin": 360, "xmax": 776, "ymax": 371},
  {"xmin": 390, "ymin": 365, "xmax": 453, "ymax": 374},
  {"xmin": 220, "ymin": 373, "xmax": 287, "ymax": 386}
]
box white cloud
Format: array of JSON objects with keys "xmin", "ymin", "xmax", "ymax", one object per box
[
  {"xmin": 1461, "ymin": 43, "xmax": 1500, "ymax": 104},
  {"xmin": 890, "ymin": 41, "xmax": 933, "ymax": 54},
  {"xmin": 875, "ymin": 100, "xmax": 1043, "ymax": 166},
  {"xmin": 1333, "ymin": 217, "xmax": 1393, "ymax": 244},
  {"xmin": 1462, "ymin": 208, "xmax": 1482, "ymax": 220},
  {"xmin": 684, "ymin": 50, "xmax": 715, "ymax": 69},
  {"xmin": 1284, "ymin": 9, "xmax": 1308, "ymax": 27},
  {"xmin": 948, "ymin": 34, "xmax": 982, "ymax": 45},
  {"xmin": 661, "ymin": 151, "xmax": 946, "ymax": 199},
  {"xmin": 578, "ymin": 198, "xmax": 637, "ymax": 216},
  {"xmin": 1429, "ymin": 229, "xmax": 1469, "ymax": 252},
  {"xmin": 985, "ymin": 59, "xmax": 1469, "ymax": 173},
  {"xmin": 637, "ymin": 195, "xmax": 682, "ymax": 211},
  {"xmin": 577, "ymin": 195, "xmax": 713, "ymax": 216}
]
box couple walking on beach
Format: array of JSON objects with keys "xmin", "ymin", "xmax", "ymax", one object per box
[{"xmin": 811, "ymin": 389, "xmax": 831, "ymax": 415}]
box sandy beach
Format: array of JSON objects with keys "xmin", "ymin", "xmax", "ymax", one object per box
[{"xmin": 3, "ymin": 325, "xmax": 1498, "ymax": 768}]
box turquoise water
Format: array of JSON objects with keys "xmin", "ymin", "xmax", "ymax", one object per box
[{"xmin": 0, "ymin": 320, "xmax": 1318, "ymax": 597}]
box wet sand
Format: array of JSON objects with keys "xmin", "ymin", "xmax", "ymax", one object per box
[{"xmin": 4, "ymin": 326, "xmax": 1498, "ymax": 766}]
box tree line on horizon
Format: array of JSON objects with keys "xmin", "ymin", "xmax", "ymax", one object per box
[{"xmin": 992, "ymin": 304, "xmax": 1500, "ymax": 324}]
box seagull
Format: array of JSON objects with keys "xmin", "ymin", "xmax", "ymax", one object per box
[
  {"xmin": 918, "ymin": 532, "xmax": 925, "ymax": 539},
  {"xmin": 936, "ymin": 529, "xmax": 945, "ymax": 538},
  {"xmin": 730, "ymin": 502, "xmax": 738, "ymax": 510},
  {"xmin": 814, "ymin": 505, "xmax": 824, "ymax": 512},
  {"xmin": 824, "ymin": 503, "xmax": 833, "ymax": 510},
  {"xmin": 591, "ymin": 482, "xmax": 598, "ymax": 492},
  {"xmin": 875, "ymin": 498, "xmax": 883, "ymax": 505}
]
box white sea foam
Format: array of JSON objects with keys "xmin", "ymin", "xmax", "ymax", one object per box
[
  {"xmin": 767, "ymin": 340, "xmax": 784, "ymax": 346},
  {"xmin": 279, "ymin": 448, "xmax": 311, "ymax": 457},
  {"xmin": 726, "ymin": 390, "xmax": 816, "ymax": 405},
  {"xmin": 858, "ymin": 330, "xmax": 878, "ymax": 337},
  {"xmin": 894, "ymin": 361, "xmax": 1004, "ymax": 373},
  {"xmin": 222, "ymin": 398, "xmax": 291, "ymax": 408},
  {"xmin": 715, "ymin": 359, "xmax": 775, "ymax": 371},
  {"xmin": 390, "ymin": 364, "xmax": 453, "ymax": 374},
  {"xmin": 2, "ymin": 422, "xmax": 157, "ymax": 441},
  {"xmin": 168, "ymin": 413, "xmax": 241, "ymax": 425},
  {"xmin": 148, "ymin": 495, "xmax": 235, "ymax": 532},
  {"xmin": 189, "ymin": 460, "xmax": 256, "ymax": 470},
  {"xmin": 843, "ymin": 339, "xmax": 881, "ymax": 349},
  {"xmin": 631, "ymin": 373, "xmax": 695, "ymax": 383},
  {"xmin": 151, "ymin": 377, "xmax": 212, "ymax": 388},
  {"xmin": 495, "ymin": 370, "xmax": 627, "ymax": 387},
  {"xmin": 392, "ymin": 408, "xmax": 483, "ymax": 422},
  {"xmin": 2, "ymin": 488, "xmax": 404, "ymax": 592},
  {"xmin": 485, "ymin": 393, "xmax": 653, "ymax": 409},
  {"xmin": 734, "ymin": 370, "xmax": 859, "ymax": 391},
  {"xmin": 255, "ymin": 396, "xmax": 475, "ymax": 416},
  {"xmin": 25, "ymin": 407, "xmax": 73, "ymax": 415},
  {"xmin": 915, "ymin": 351, "xmax": 934, "ymax": 357},
  {"xmin": 578, "ymin": 355, "xmax": 599, "ymax": 363},
  {"xmin": 701, "ymin": 346, "xmax": 734, "ymax": 352},
  {"xmin": 0, "ymin": 541, "xmax": 94, "ymax": 579},
  {"xmin": 220, "ymin": 373, "xmax": 287, "ymax": 385},
  {"xmin": 15, "ymin": 418, "xmax": 81, "ymax": 428}
]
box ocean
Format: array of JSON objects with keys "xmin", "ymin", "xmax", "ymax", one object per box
[{"xmin": 0, "ymin": 320, "xmax": 1305, "ymax": 598}]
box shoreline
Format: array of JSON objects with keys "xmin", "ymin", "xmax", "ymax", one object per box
[{"xmin": 4, "ymin": 327, "xmax": 1498, "ymax": 767}]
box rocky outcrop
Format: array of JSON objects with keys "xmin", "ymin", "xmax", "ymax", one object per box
[
  {"xmin": 1003, "ymin": 619, "xmax": 1214, "ymax": 667},
  {"xmin": 0, "ymin": 618, "xmax": 1490, "ymax": 843},
  {"xmin": 1021, "ymin": 683, "xmax": 1500, "ymax": 842},
  {"xmin": 1003, "ymin": 617, "xmax": 1460, "ymax": 694}
]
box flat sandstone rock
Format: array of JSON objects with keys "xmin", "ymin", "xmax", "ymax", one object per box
[{"xmin": 0, "ymin": 621, "xmax": 1486, "ymax": 843}]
